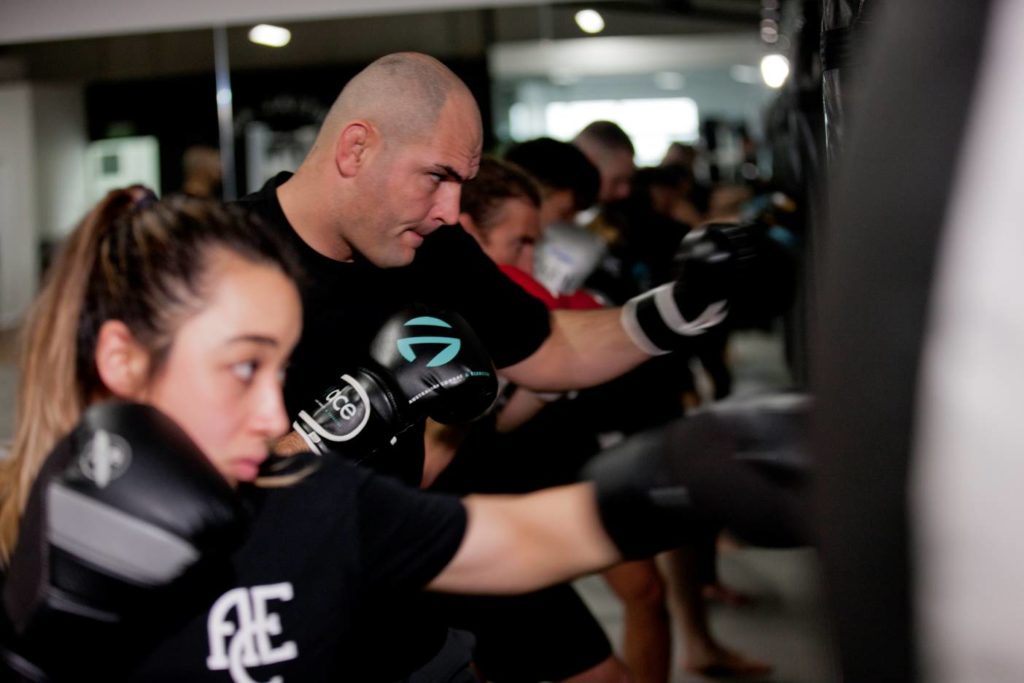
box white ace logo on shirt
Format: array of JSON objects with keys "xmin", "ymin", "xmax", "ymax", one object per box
[{"xmin": 206, "ymin": 582, "xmax": 299, "ymax": 683}]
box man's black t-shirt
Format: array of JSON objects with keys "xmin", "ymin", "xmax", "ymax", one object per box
[
  {"xmin": 236, "ymin": 172, "xmax": 551, "ymax": 481},
  {"xmin": 131, "ymin": 455, "xmax": 467, "ymax": 682},
  {"xmin": 233, "ymin": 173, "xmax": 550, "ymax": 677}
]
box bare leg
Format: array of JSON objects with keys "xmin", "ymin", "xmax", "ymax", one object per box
[
  {"xmin": 561, "ymin": 655, "xmax": 633, "ymax": 683},
  {"xmin": 658, "ymin": 547, "xmax": 772, "ymax": 678},
  {"xmin": 602, "ymin": 560, "xmax": 671, "ymax": 683},
  {"xmin": 700, "ymin": 534, "xmax": 754, "ymax": 607},
  {"xmin": 701, "ymin": 582, "xmax": 754, "ymax": 607}
]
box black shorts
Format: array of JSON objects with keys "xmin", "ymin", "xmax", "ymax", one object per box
[{"xmin": 426, "ymin": 584, "xmax": 612, "ymax": 682}]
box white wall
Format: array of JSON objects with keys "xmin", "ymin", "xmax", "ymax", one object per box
[
  {"xmin": 0, "ymin": 82, "xmax": 87, "ymax": 329},
  {"xmin": 32, "ymin": 84, "xmax": 88, "ymax": 241},
  {"xmin": 0, "ymin": 84, "xmax": 39, "ymax": 328},
  {"xmin": 491, "ymin": 34, "xmax": 766, "ymax": 79},
  {"xmin": 491, "ymin": 35, "xmax": 778, "ymax": 161}
]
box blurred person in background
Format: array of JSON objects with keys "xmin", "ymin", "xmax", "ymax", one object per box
[{"xmin": 179, "ymin": 145, "xmax": 223, "ymax": 199}]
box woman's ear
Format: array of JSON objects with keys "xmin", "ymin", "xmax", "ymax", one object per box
[
  {"xmin": 334, "ymin": 122, "xmax": 373, "ymax": 177},
  {"xmin": 94, "ymin": 320, "xmax": 151, "ymax": 400}
]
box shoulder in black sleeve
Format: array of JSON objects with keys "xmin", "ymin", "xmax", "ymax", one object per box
[
  {"xmin": 409, "ymin": 225, "xmax": 551, "ymax": 368},
  {"xmin": 355, "ymin": 466, "xmax": 468, "ymax": 590}
]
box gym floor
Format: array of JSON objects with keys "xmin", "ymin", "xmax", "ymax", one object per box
[{"xmin": 0, "ymin": 326, "xmax": 837, "ymax": 682}]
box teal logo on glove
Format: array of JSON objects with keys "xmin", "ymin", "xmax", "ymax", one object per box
[{"xmin": 397, "ymin": 316, "xmax": 461, "ymax": 367}]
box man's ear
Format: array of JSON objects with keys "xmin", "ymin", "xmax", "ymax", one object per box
[
  {"xmin": 94, "ymin": 320, "xmax": 151, "ymax": 400},
  {"xmin": 334, "ymin": 122, "xmax": 373, "ymax": 177}
]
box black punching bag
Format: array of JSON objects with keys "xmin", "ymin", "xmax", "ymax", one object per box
[{"xmin": 813, "ymin": 0, "xmax": 994, "ymax": 681}]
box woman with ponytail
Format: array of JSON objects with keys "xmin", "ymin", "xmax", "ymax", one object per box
[
  {"xmin": 0, "ymin": 187, "xmax": 305, "ymax": 566},
  {"xmin": 0, "ymin": 187, "xmax": 792, "ymax": 683}
]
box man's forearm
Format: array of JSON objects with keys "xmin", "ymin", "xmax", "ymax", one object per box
[{"xmin": 501, "ymin": 308, "xmax": 649, "ymax": 392}]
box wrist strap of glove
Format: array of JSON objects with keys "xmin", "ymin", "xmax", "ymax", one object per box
[
  {"xmin": 292, "ymin": 374, "xmax": 376, "ymax": 456},
  {"xmin": 621, "ymin": 282, "xmax": 728, "ymax": 355}
]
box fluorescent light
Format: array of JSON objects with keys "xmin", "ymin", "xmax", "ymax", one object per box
[
  {"xmin": 575, "ymin": 9, "xmax": 605, "ymax": 34},
  {"xmin": 248, "ymin": 24, "xmax": 291, "ymax": 48},
  {"xmin": 760, "ymin": 53, "xmax": 790, "ymax": 89}
]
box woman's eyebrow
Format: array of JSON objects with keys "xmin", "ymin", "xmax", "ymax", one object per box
[{"xmin": 225, "ymin": 335, "xmax": 279, "ymax": 347}]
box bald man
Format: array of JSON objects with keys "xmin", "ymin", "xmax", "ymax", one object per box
[
  {"xmin": 236, "ymin": 52, "xmax": 741, "ymax": 681},
  {"xmin": 246, "ymin": 52, "xmax": 732, "ymax": 479},
  {"xmin": 574, "ymin": 120, "xmax": 637, "ymax": 204}
]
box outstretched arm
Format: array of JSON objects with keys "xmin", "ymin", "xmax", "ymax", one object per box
[
  {"xmin": 427, "ymin": 393, "xmax": 811, "ymax": 595},
  {"xmin": 427, "ymin": 483, "xmax": 620, "ymax": 594},
  {"xmin": 501, "ymin": 308, "xmax": 649, "ymax": 392},
  {"xmin": 502, "ymin": 221, "xmax": 794, "ymax": 392}
]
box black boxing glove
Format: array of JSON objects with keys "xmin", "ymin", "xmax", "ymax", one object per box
[
  {"xmin": 370, "ymin": 308, "xmax": 497, "ymax": 424},
  {"xmin": 686, "ymin": 221, "xmax": 798, "ymax": 330},
  {"xmin": 2, "ymin": 402, "xmax": 247, "ymax": 680},
  {"xmin": 292, "ymin": 307, "xmax": 497, "ymax": 459},
  {"xmin": 582, "ymin": 393, "xmax": 812, "ymax": 560},
  {"xmin": 621, "ymin": 222, "xmax": 795, "ymax": 354}
]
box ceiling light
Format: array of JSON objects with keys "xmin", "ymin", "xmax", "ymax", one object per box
[
  {"xmin": 574, "ymin": 9, "xmax": 605, "ymax": 34},
  {"xmin": 248, "ymin": 24, "xmax": 291, "ymax": 48},
  {"xmin": 760, "ymin": 53, "xmax": 790, "ymax": 89}
]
